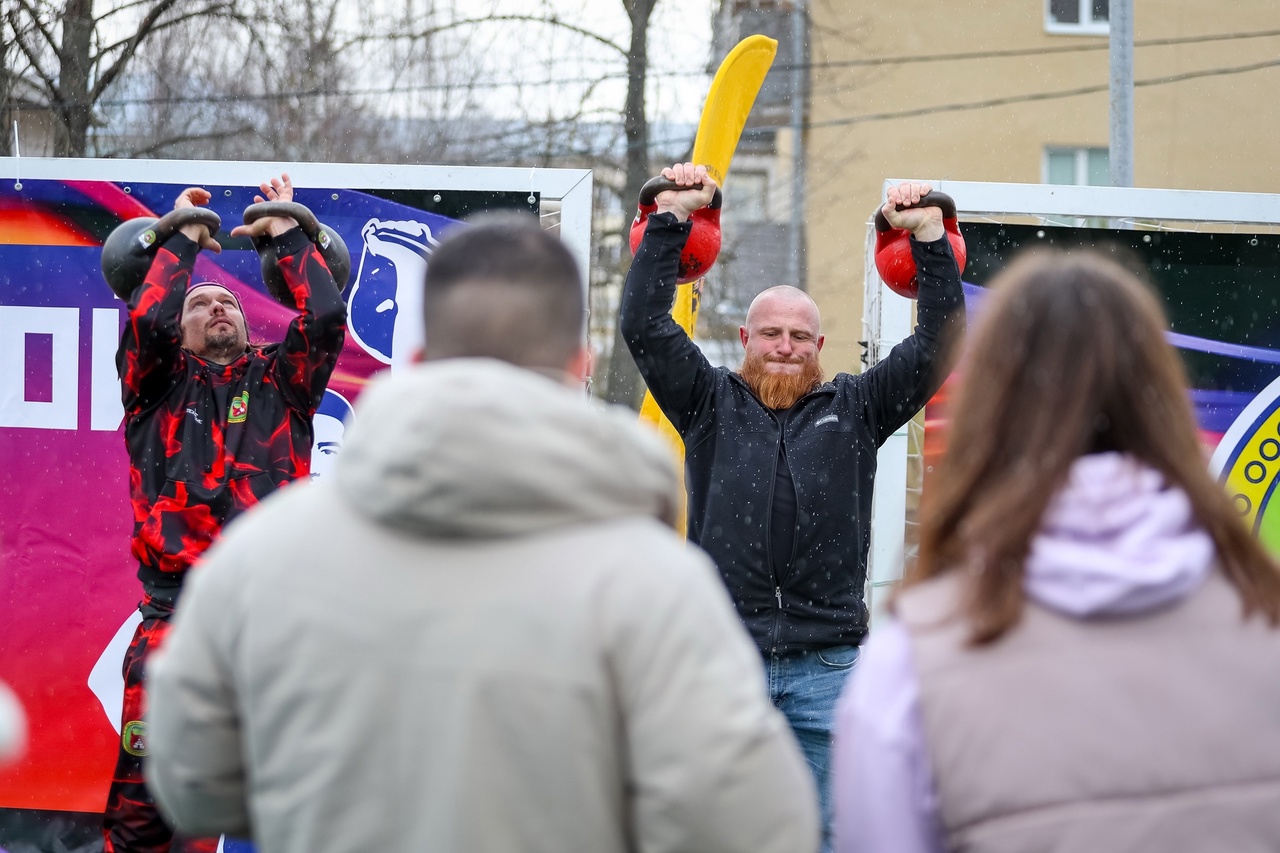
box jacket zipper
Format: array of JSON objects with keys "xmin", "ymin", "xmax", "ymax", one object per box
[
  {"xmin": 755, "ymin": 390, "xmax": 824, "ymax": 655},
  {"xmin": 769, "ymin": 403, "xmax": 815, "ymax": 654},
  {"xmin": 765, "ymin": 409, "xmax": 784, "ymax": 654}
]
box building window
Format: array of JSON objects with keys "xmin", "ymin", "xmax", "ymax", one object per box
[
  {"xmin": 724, "ymin": 171, "xmax": 769, "ymax": 225},
  {"xmin": 1044, "ymin": 147, "xmax": 1110, "ymax": 186},
  {"xmin": 1045, "ymin": 0, "xmax": 1109, "ymax": 35}
]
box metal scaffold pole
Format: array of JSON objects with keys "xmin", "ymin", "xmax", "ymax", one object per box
[
  {"xmin": 788, "ymin": 0, "xmax": 807, "ymax": 289},
  {"xmin": 1109, "ymin": 0, "xmax": 1134, "ymax": 188}
]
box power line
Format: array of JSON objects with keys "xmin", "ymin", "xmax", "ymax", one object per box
[
  {"xmin": 444, "ymin": 51, "xmax": 1280, "ymax": 159},
  {"xmin": 793, "ymin": 56, "xmax": 1280, "ymax": 131},
  {"xmin": 781, "ymin": 27, "xmax": 1280, "ymax": 71},
  {"xmin": 83, "ymin": 70, "xmax": 690, "ymax": 107},
  {"xmin": 631, "ymin": 56, "xmax": 1280, "ymax": 154},
  {"xmin": 14, "ymin": 26, "xmax": 1280, "ymax": 108},
  {"xmin": 11, "ymin": 32, "xmax": 1280, "ymax": 160},
  {"xmin": 83, "ymin": 55, "xmax": 1280, "ymax": 161}
]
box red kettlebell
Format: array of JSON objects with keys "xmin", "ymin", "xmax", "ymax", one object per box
[
  {"xmin": 873, "ymin": 190, "xmax": 966, "ymax": 299},
  {"xmin": 629, "ymin": 176, "xmax": 723, "ymax": 284}
]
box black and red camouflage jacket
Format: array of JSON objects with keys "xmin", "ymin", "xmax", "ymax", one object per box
[{"xmin": 116, "ymin": 228, "xmax": 347, "ymax": 601}]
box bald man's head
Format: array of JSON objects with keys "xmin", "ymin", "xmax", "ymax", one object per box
[
  {"xmin": 738, "ymin": 285, "xmax": 825, "ymax": 410},
  {"xmin": 745, "ymin": 285, "xmax": 821, "ymax": 333}
]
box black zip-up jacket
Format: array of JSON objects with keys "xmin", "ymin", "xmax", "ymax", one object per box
[{"xmin": 620, "ymin": 212, "xmax": 963, "ymax": 653}]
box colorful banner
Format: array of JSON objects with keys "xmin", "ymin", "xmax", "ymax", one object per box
[{"xmin": 0, "ymin": 174, "xmax": 534, "ymax": 832}]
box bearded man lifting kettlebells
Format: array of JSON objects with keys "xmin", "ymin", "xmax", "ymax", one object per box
[
  {"xmin": 619, "ymin": 162, "xmax": 966, "ymax": 851},
  {"xmin": 99, "ymin": 175, "xmax": 348, "ymax": 853}
]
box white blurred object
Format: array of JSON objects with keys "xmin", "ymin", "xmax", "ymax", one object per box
[{"xmin": 0, "ymin": 679, "xmax": 27, "ymax": 764}]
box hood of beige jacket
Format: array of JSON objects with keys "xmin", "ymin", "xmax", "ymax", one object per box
[{"xmin": 335, "ymin": 357, "xmax": 680, "ymax": 538}]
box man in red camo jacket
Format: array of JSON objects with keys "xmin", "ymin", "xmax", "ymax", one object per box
[{"xmin": 104, "ymin": 175, "xmax": 347, "ymax": 853}]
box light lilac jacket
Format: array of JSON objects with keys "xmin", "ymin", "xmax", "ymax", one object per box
[{"xmin": 831, "ymin": 452, "xmax": 1217, "ymax": 853}]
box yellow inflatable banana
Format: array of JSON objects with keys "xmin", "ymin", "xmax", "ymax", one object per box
[{"xmin": 639, "ymin": 34, "xmax": 778, "ymax": 535}]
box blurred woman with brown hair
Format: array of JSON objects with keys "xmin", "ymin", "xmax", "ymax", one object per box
[{"xmin": 832, "ymin": 249, "xmax": 1280, "ymax": 853}]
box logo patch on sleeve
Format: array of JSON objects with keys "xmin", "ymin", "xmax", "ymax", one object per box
[
  {"xmin": 228, "ymin": 392, "xmax": 250, "ymax": 424},
  {"xmin": 122, "ymin": 720, "xmax": 148, "ymax": 756}
]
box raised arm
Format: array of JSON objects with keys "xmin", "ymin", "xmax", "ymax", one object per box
[
  {"xmin": 618, "ymin": 163, "xmax": 719, "ymax": 435},
  {"xmin": 116, "ymin": 188, "xmax": 221, "ymax": 413},
  {"xmin": 860, "ymin": 182, "xmax": 966, "ymax": 445},
  {"xmin": 231, "ymin": 175, "xmax": 347, "ymax": 416}
]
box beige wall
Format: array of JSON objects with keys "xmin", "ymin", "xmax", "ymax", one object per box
[{"xmin": 807, "ymin": 0, "xmax": 1280, "ymax": 371}]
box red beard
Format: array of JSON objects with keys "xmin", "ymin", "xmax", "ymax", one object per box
[{"xmin": 739, "ymin": 349, "xmax": 824, "ymax": 410}]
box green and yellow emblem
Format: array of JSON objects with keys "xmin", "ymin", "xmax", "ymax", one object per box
[
  {"xmin": 228, "ymin": 391, "xmax": 249, "ymax": 424},
  {"xmin": 122, "ymin": 720, "xmax": 148, "ymax": 756}
]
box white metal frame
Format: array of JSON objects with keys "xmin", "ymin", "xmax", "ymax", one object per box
[
  {"xmin": 0, "ymin": 157, "xmax": 595, "ymax": 290},
  {"xmin": 864, "ymin": 179, "xmax": 1280, "ymax": 624}
]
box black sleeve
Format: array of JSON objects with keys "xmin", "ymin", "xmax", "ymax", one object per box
[
  {"xmin": 116, "ymin": 233, "xmax": 199, "ymax": 414},
  {"xmin": 265, "ymin": 227, "xmax": 348, "ymax": 416},
  {"xmin": 618, "ymin": 213, "xmax": 718, "ymax": 436},
  {"xmin": 861, "ymin": 234, "xmax": 965, "ymax": 445}
]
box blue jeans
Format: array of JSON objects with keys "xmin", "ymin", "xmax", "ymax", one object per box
[{"xmin": 766, "ymin": 645, "xmax": 860, "ymax": 853}]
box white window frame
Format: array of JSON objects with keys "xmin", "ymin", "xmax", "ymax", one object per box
[
  {"xmin": 1044, "ymin": 0, "xmax": 1109, "ymax": 36},
  {"xmin": 722, "ymin": 170, "xmax": 770, "ymax": 226},
  {"xmin": 1042, "ymin": 146, "xmax": 1110, "ymax": 186}
]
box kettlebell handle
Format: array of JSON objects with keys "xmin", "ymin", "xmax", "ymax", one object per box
[
  {"xmin": 143, "ymin": 207, "xmax": 221, "ymax": 248},
  {"xmin": 243, "ymin": 201, "xmax": 324, "ymax": 243},
  {"xmin": 874, "ymin": 190, "xmax": 957, "ymax": 233},
  {"xmin": 638, "ymin": 176, "xmax": 723, "ymax": 211},
  {"xmin": 243, "ymin": 200, "xmax": 351, "ymax": 300},
  {"xmin": 102, "ymin": 208, "xmax": 222, "ymax": 301}
]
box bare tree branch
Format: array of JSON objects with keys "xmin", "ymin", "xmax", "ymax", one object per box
[
  {"xmin": 10, "ymin": 0, "xmax": 59, "ymax": 55},
  {"xmin": 5, "ymin": 4, "xmax": 59, "ymax": 96},
  {"xmin": 98, "ymin": 0, "xmax": 174, "ymax": 18},
  {"xmin": 330, "ymin": 13, "xmax": 625, "ymax": 59},
  {"xmin": 92, "ymin": 0, "xmax": 188, "ymax": 100},
  {"xmin": 109, "ymin": 123, "xmax": 256, "ymax": 158},
  {"xmin": 96, "ymin": 3, "xmax": 237, "ymax": 56}
]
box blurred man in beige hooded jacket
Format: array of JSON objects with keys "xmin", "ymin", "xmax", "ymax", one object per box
[{"xmin": 145, "ymin": 216, "xmax": 819, "ymax": 853}]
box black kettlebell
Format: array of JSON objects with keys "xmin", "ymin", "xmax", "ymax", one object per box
[
  {"xmin": 243, "ymin": 201, "xmax": 350, "ymax": 305},
  {"xmin": 101, "ymin": 208, "xmax": 222, "ymax": 301}
]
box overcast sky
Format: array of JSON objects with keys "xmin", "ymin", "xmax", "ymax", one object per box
[{"xmin": 476, "ymin": 0, "xmax": 716, "ymax": 125}]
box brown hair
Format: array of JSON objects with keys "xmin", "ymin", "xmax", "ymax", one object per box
[
  {"xmin": 908, "ymin": 248, "xmax": 1280, "ymax": 644},
  {"xmin": 422, "ymin": 214, "xmax": 583, "ymax": 370}
]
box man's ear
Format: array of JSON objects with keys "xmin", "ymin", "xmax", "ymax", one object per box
[
  {"xmin": 565, "ymin": 345, "xmax": 592, "ymax": 387},
  {"xmin": 739, "ymin": 325, "xmax": 749, "ymax": 348}
]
